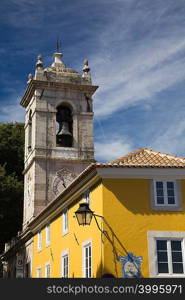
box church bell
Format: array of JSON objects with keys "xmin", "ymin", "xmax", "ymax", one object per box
[{"xmin": 57, "ymin": 121, "xmax": 72, "ymax": 136}]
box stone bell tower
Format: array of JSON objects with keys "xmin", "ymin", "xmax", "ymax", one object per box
[{"xmin": 20, "ymin": 49, "xmax": 98, "ymax": 227}]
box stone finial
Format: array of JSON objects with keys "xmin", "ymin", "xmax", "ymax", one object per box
[
  {"xmin": 52, "ymin": 52, "xmax": 65, "ymax": 67},
  {"xmin": 36, "ymin": 54, "xmax": 43, "ymax": 68},
  {"xmin": 27, "ymin": 73, "xmax": 33, "ymax": 84},
  {"xmin": 82, "ymin": 59, "xmax": 90, "ymax": 74}
]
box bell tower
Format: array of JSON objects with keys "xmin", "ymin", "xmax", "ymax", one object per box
[{"xmin": 21, "ymin": 50, "xmax": 98, "ymax": 227}]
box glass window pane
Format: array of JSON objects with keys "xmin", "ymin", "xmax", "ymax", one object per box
[
  {"xmin": 158, "ymin": 263, "xmax": 169, "ymax": 273},
  {"xmin": 172, "ymin": 263, "xmax": 183, "ymax": 274},
  {"xmin": 156, "ymin": 182, "xmax": 163, "ymax": 188},
  {"xmin": 172, "ymin": 252, "xmax": 183, "ymax": 263},
  {"xmin": 171, "ymin": 241, "xmax": 182, "ymax": 251},
  {"xmin": 157, "ymin": 190, "xmax": 164, "ymax": 196},
  {"xmin": 157, "ymin": 240, "xmax": 167, "ymax": 250},
  {"xmin": 167, "ymin": 190, "xmax": 174, "ymax": 197},
  {"xmin": 167, "ymin": 182, "xmax": 174, "ymax": 189},
  {"xmin": 157, "ymin": 197, "xmax": 164, "ymax": 204},
  {"xmin": 157, "ymin": 251, "xmax": 168, "ymax": 262},
  {"xmin": 168, "ymin": 197, "xmax": 175, "ymax": 204}
]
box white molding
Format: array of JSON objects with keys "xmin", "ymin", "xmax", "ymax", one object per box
[
  {"xmin": 45, "ymin": 261, "xmax": 51, "ymax": 278},
  {"xmin": 83, "ymin": 189, "xmax": 90, "ymax": 205},
  {"xmin": 147, "ymin": 231, "xmax": 185, "ymax": 278},
  {"xmin": 61, "ymin": 249, "xmax": 69, "ymax": 278},
  {"xmin": 36, "ymin": 266, "xmax": 42, "ymax": 278},
  {"xmin": 37, "ymin": 230, "xmax": 42, "ymax": 252},
  {"xmin": 46, "ymin": 223, "xmax": 50, "ymax": 247},
  {"xmin": 62, "ymin": 210, "xmax": 69, "ymax": 236},
  {"xmin": 154, "ymin": 180, "xmax": 177, "ymax": 206},
  {"xmin": 150, "ymin": 180, "xmax": 182, "ymax": 211},
  {"xmin": 82, "ymin": 239, "xmax": 92, "ymax": 278},
  {"xmin": 96, "ymin": 168, "xmax": 185, "ymax": 178}
]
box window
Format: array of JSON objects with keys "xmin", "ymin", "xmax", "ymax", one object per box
[
  {"xmin": 45, "ymin": 263, "xmax": 50, "ymax": 278},
  {"xmin": 61, "ymin": 250, "xmax": 69, "ymax": 278},
  {"xmin": 83, "ymin": 190, "xmax": 90, "ymax": 205},
  {"xmin": 38, "ymin": 231, "xmax": 42, "ymax": 251},
  {"xmin": 148, "ymin": 231, "xmax": 185, "ymax": 277},
  {"xmin": 83, "ymin": 241, "xmax": 92, "ymax": 278},
  {"xmin": 46, "ymin": 224, "xmax": 50, "ymax": 247},
  {"xmin": 151, "ymin": 180, "xmax": 182, "ymax": 211},
  {"xmin": 62, "ymin": 210, "xmax": 68, "ymax": 235},
  {"xmin": 157, "ymin": 239, "xmax": 184, "ymax": 274},
  {"xmin": 36, "ymin": 267, "xmax": 42, "ymax": 278},
  {"xmin": 154, "ymin": 180, "xmax": 177, "ymax": 206}
]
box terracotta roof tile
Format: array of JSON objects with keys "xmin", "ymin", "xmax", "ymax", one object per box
[{"xmin": 109, "ymin": 148, "xmax": 185, "ymax": 168}]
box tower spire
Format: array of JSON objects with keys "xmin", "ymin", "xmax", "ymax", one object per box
[
  {"xmin": 52, "ymin": 39, "xmax": 65, "ymax": 67},
  {"xmin": 56, "ymin": 37, "xmax": 61, "ymax": 53}
]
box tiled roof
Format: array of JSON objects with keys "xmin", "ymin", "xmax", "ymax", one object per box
[{"xmin": 108, "ymin": 148, "xmax": 185, "ymax": 168}]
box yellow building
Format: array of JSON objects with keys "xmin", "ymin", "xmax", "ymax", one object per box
[{"xmin": 29, "ymin": 148, "xmax": 185, "ymax": 278}]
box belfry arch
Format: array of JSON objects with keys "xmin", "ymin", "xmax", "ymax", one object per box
[{"xmin": 56, "ymin": 104, "xmax": 73, "ymax": 147}]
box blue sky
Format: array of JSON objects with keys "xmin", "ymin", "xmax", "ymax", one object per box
[{"xmin": 1, "ymin": 0, "xmax": 185, "ymax": 162}]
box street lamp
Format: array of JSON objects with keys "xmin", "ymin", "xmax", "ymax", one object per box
[
  {"xmin": 74, "ymin": 203, "xmax": 143, "ymax": 278},
  {"xmin": 75, "ymin": 203, "xmax": 94, "ymax": 226}
]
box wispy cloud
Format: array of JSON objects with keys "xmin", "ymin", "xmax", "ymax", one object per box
[
  {"xmin": 150, "ymin": 118, "xmax": 185, "ymax": 156},
  {"xmin": 95, "ymin": 137, "xmax": 133, "ymax": 162},
  {"xmin": 90, "ymin": 1, "xmax": 185, "ymax": 118},
  {"xmin": 0, "ymin": 98, "xmax": 24, "ymax": 123}
]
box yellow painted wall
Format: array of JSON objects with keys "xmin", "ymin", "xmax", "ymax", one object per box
[
  {"xmin": 102, "ymin": 178, "xmax": 185, "ymax": 278},
  {"xmin": 32, "ymin": 177, "xmax": 185, "ymax": 278},
  {"xmin": 32, "ymin": 181, "xmax": 104, "ymax": 278}
]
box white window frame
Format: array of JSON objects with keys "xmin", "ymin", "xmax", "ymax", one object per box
[
  {"xmin": 151, "ymin": 179, "xmax": 182, "ymax": 211},
  {"xmin": 61, "ymin": 249, "xmax": 69, "ymax": 278},
  {"xmin": 46, "ymin": 224, "xmax": 50, "ymax": 247},
  {"xmin": 45, "ymin": 262, "xmax": 51, "ymax": 278},
  {"xmin": 82, "ymin": 239, "xmax": 92, "ymax": 278},
  {"xmin": 62, "ymin": 210, "xmax": 68, "ymax": 236},
  {"xmin": 83, "ymin": 189, "xmax": 90, "ymax": 205},
  {"xmin": 37, "ymin": 230, "xmax": 42, "ymax": 252},
  {"xmin": 36, "ymin": 266, "xmax": 42, "ymax": 278},
  {"xmin": 153, "ymin": 180, "xmax": 177, "ymax": 206},
  {"xmin": 148, "ymin": 231, "xmax": 185, "ymax": 277}
]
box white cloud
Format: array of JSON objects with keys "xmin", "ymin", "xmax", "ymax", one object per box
[
  {"xmin": 0, "ymin": 102, "xmax": 24, "ymax": 123},
  {"xmin": 150, "ymin": 119, "xmax": 185, "ymax": 156},
  {"xmin": 89, "ymin": 1, "xmax": 185, "ymax": 118},
  {"xmin": 95, "ymin": 137, "xmax": 133, "ymax": 162}
]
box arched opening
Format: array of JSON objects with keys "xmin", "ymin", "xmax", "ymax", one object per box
[
  {"xmin": 28, "ymin": 110, "xmax": 32, "ymax": 151},
  {"xmin": 56, "ymin": 105, "xmax": 73, "ymax": 147}
]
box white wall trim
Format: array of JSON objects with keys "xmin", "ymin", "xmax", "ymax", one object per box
[{"xmin": 96, "ymin": 167, "xmax": 185, "ymax": 178}]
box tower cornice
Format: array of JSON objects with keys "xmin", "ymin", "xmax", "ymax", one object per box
[{"xmin": 20, "ymin": 79, "xmax": 98, "ymax": 108}]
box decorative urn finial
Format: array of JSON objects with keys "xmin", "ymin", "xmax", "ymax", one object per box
[
  {"xmin": 82, "ymin": 59, "xmax": 90, "ymax": 74},
  {"xmin": 36, "ymin": 54, "xmax": 43, "ymax": 68},
  {"xmin": 27, "ymin": 73, "xmax": 33, "ymax": 84}
]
